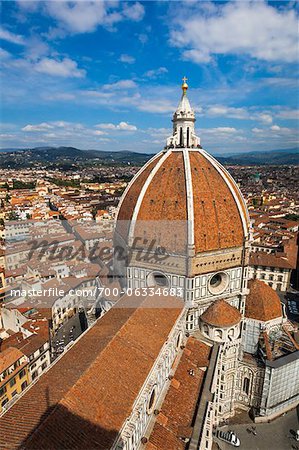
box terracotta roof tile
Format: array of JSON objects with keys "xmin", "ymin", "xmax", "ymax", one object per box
[
  {"xmin": 0, "ymin": 294, "xmax": 183, "ymax": 450},
  {"xmin": 190, "ymin": 152, "xmax": 245, "ymax": 252},
  {"xmin": 116, "ymin": 154, "xmax": 163, "ymax": 240},
  {"xmin": 134, "ymin": 151, "xmax": 188, "ymax": 254},
  {"xmin": 117, "ymin": 149, "xmax": 247, "ymax": 256},
  {"xmin": 246, "ymin": 279, "xmax": 282, "ymax": 322},
  {"xmin": 146, "ymin": 338, "xmax": 211, "ymax": 450},
  {"xmin": 0, "ymin": 347, "xmax": 25, "ymax": 373},
  {"xmin": 249, "ymin": 251, "xmax": 294, "ymax": 269},
  {"xmin": 200, "ymin": 299, "xmax": 241, "ymax": 327}
]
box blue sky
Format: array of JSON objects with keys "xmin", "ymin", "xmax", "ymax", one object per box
[{"xmin": 1, "ymin": 1, "xmax": 298, "ymax": 154}]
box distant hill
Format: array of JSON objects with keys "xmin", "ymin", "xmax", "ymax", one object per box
[
  {"xmin": 0, "ymin": 146, "xmax": 298, "ymax": 168},
  {"xmin": 0, "ymin": 146, "xmax": 154, "ymax": 168},
  {"xmin": 217, "ymin": 147, "xmax": 299, "ymax": 165}
]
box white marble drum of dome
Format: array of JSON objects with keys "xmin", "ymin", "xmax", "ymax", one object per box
[{"xmin": 115, "ymin": 78, "xmax": 250, "ymax": 315}]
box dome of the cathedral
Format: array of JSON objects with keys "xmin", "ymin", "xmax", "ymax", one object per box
[
  {"xmin": 117, "ymin": 147, "xmax": 249, "ymax": 255},
  {"xmin": 200, "ymin": 299, "xmax": 241, "ymax": 327},
  {"xmin": 246, "ymin": 279, "xmax": 282, "ymax": 322},
  {"xmin": 117, "ymin": 80, "xmax": 249, "ymax": 257}
]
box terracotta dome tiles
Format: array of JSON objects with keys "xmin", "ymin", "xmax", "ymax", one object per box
[
  {"xmin": 116, "ymin": 149, "xmax": 248, "ymax": 255},
  {"xmin": 190, "ymin": 152, "xmax": 244, "ymax": 253},
  {"xmin": 246, "ymin": 279, "xmax": 282, "ymax": 322},
  {"xmin": 200, "ymin": 299, "xmax": 241, "ymax": 327}
]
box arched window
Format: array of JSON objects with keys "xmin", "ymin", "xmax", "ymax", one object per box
[
  {"xmin": 179, "ymin": 127, "xmax": 183, "ymax": 146},
  {"xmin": 187, "ymin": 127, "xmax": 190, "ymax": 147},
  {"xmin": 228, "ymin": 328, "xmax": 235, "ymax": 338},
  {"xmin": 147, "ymin": 386, "xmax": 157, "ymax": 414},
  {"xmin": 215, "ymin": 329, "xmax": 223, "ymax": 340},
  {"xmin": 176, "ymin": 332, "xmax": 183, "ymax": 350},
  {"xmin": 203, "ymin": 324, "xmax": 209, "ymax": 336},
  {"xmin": 243, "ymin": 377, "xmax": 250, "ymax": 395}
]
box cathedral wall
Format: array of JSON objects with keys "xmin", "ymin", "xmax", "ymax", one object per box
[
  {"xmin": 127, "ymin": 264, "xmax": 247, "ymax": 332},
  {"xmin": 191, "ymin": 246, "xmax": 246, "ymax": 275},
  {"xmin": 114, "ymin": 314, "xmax": 186, "ymax": 450},
  {"xmin": 237, "ymin": 358, "xmax": 265, "ymax": 410},
  {"xmin": 127, "ymin": 265, "xmax": 245, "ymax": 300},
  {"xmin": 212, "ymin": 341, "xmax": 241, "ymax": 421}
]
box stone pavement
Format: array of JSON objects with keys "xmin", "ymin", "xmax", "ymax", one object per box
[{"xmin": 214, "ymin": 407, "xmax": 299, "ymax": 450}]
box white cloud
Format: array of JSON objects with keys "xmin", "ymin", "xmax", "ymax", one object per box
[
  {"xmin": 206, "ymin": 105, "xmax": 249, "ymax": 120},
  {"xmin": 0, "ymin": 27, "xmax": 25, "ymax": 45},
  {"xmin": 44, "ymin": 92, "xmax": 76, "ymax": 101},
  {"xmin": 252, "ymin": 127, "xmax": 264, "ymax": 134},
  {"xmin": 95, "ymin": 123, "xmax": 117, "ymax": 130},
  {"xmin": 122, "ymin": 2, "xmax": 145, "ymax": 21},
  {"xmin": 204, "ymin": 127, "xmax": 238, "ymax": 134},
  {"xmin": 204, "ymin": 106, "xmax": 294, "ymax": 126},
  {"xmin": 22, "ymin": 122, "xmax": 54, "ymax": 132},
  {"xmin": 137, "ymin": 99, "xmax": 176, "ymax": 114},
  {"xmin": 119, "ymin": 54, "xmax": 135, "ymax": 64},
  {"xmin": 261, "ymin": 77, "xmax": 298, "ymax": 88},
  {"xmin": 92, "ymin": 130, "xmax": 107, "ymax": 136},
  {"xmin": 170, "ymin": 2, "xmax": 298, "ymax": 63},
  {"xmin": 0, "ymin": 133, "xmax": 14, "ymax": 139},
  {"xmin": 0, "ymin": 47, "xmax": 11, "ymax": 59},
  {"xmin": 276, "ymin": 109, "xmax": 299, "ymax": 120},
  {"xmin": 182, "ymin": 49, "xmax": 212, "ymax": 64},
  {"xmin": 258, "ymin": 113, "xmax": 273, "ymax": 124},
  {"xmin": 138, "ymin": 33, "xmax": 148, "ymax": 44},
  {"xmin": 252, "ymin": 125, "xmax": 294, "ymax": 137},
  {"xmin": 35, "ymin": 57, "xmax": 86, "ymax": 78},
  {"xmin": 95, "ymin": 121, "xmax": 137, "ymax": 131},
  {"xmin": 116, "ymin": 121, "xmax": 137, "ymax": 131},
  {"xmin": 102, "ymin": 79, "xmax": 137, "ymax": 90},
  {"xmin": 46, "ymin": 1, "xmax": 109, "ymax": 33},
  {"xmin": 270, "ymin": 125, "xmax": 281, "ymax": 131},
  {"xmin": 270, "ymin": 125, "xmax": 291, "ymax": 133},
  {"xmin": 144, "ymin": 67, "xmax": 168, "ymax": 78},
  {"xmin": 45, "ymin": 1, "xmax": 144, "ymax": 34},
  {"xmin": 24, "ymin": 36, "xmax": 49, "ymax": 60}
]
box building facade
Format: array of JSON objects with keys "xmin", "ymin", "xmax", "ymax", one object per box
[{"xmin": 0, "ymin": 347, "xmax": 29, "ymax": 413}]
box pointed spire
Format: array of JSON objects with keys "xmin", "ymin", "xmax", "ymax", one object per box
[
  {"xmin": 182, "ymin": 76, "xmax": 188, "ymax": 95},
  {"xmin": 176, "ymin": 76, "xmax": 192, "ymax": 114},
  {"xmin": 165, "ymin": 77, "xmax": 201, "ymax": 149}
]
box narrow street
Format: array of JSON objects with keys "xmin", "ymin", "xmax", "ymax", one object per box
[{"xmin": 51, "ymin": 311, "xmax": 88, "ymax": 358}]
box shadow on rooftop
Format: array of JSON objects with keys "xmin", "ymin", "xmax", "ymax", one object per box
[{"xmin": 17, "ymin": 402, "xmax": 121, "ymax": 450}]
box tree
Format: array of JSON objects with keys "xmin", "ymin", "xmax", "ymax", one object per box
[{"xmin": 7, "ymin": 211, "xmax": 20, "ymax": 221}]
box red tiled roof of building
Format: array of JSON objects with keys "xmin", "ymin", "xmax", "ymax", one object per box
[
  {"xmin": 16, "ymin": 334, "xmax": 48, "ymax": 357},
  {"xmin": 0, "ymin": 332, "xmax": 24, "ymax": 351},
  {"xmin": 246, "ymin": 279, "xmax": 282, "ymax": 322},
  {"xmin": 146, "ymin": 338, "xmax": 211, "ymax": 450},
  {"xmin": 0, "ymin": 294, "xmax": 183, "ymax": 450},
  {"xmin": 200, "ymin": 299, "xmax": 241, "ymax": 327},
  {"xmin": 249, "ymin": 251, "xmax": 294, "ymax": 269},
  {"xmin": 0, "ymin": 347, "xmax": 24, "ymax": 373}
]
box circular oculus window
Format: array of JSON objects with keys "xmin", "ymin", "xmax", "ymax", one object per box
[
  {"xmin": 147, "ymin": 271, "xmax": 169, "ymax": 288},
  {"xmin": 208, "ymin": 272, "xmax": 229, "ymax": 295}
]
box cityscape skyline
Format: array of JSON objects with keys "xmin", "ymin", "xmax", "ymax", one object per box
[
  {"xmin": 0, "ymin": 76, "xmax": 298, "ymax": 449},
  {"xmin": 1, "ymin": 1, "xmax": 299, "ymax": 153}
]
